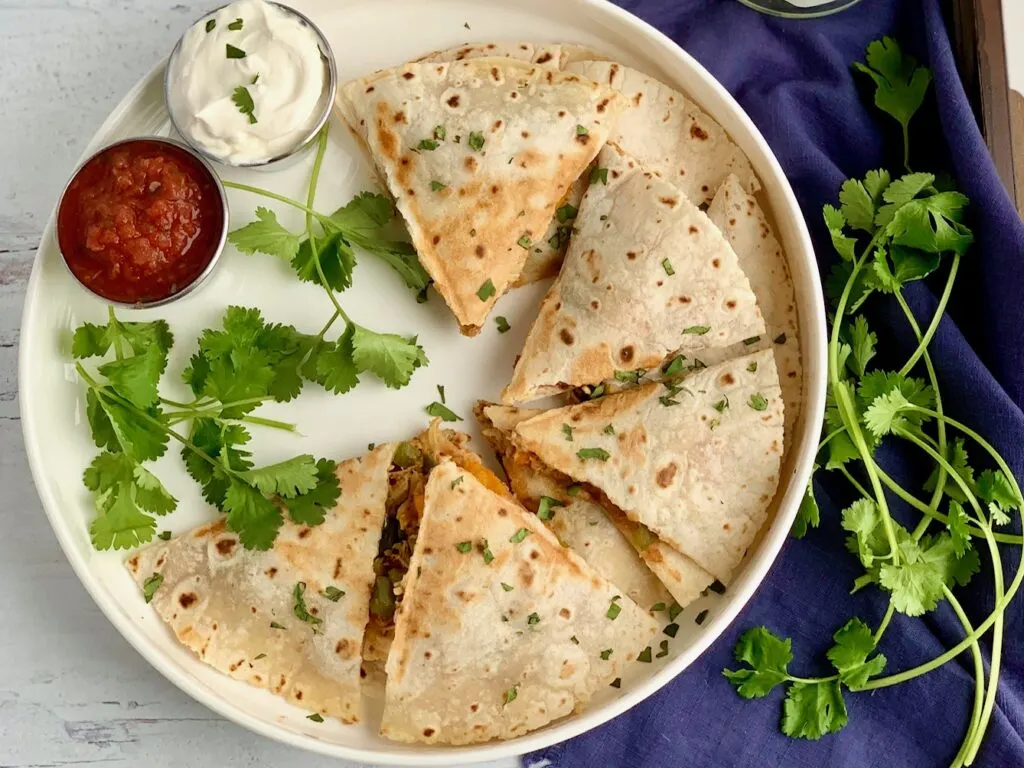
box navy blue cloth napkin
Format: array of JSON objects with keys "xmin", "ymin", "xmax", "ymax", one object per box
[{"xmin": 527, "ymin": 0, "xmax": 1024, "ymax": 766}]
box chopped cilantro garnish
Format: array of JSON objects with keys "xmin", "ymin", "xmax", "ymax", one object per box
[
  {"xmin": 664, "ymin": 622, "xmax": 680, "ymax": 638},
  {"xmin": 205, "ymin": 19, "xmax": 216, "ymax": 32},
  {"xmin": 307, "ymin": 713, "xmax": 324, "ymax": 723},
  {"xmin": 682, "ymin": 325, "xmax": 711, "ymax": 335},
  {"xmin": 517, "ymin": 235, "xmax": 532, "ymax": 249},
  {"xmin": 231, "ymin": 86, "xmax": 257, "ymax": 125},
  {"xmin": 527, "ymin": 612, "xmax": 540, "ymax": 625},
  {"xmin": 576, "ymin": 124, "xmax": 589, "ymax": 136},
  {"xmin": 504, "ymin": 684, "xmax": 519, "ymax": 705},
  {"xmin": 509, "ymin": 528, "xmax": 530, "ymax": 544},
  {"xmin": 651, "ymin": 602, "xmax": 667, "ymax": 612},
  {"xmin": 537, "ymin": 496, "xmax": 564, "ymax": 521},
  {"xmin": 226, "ymin": 43, "xmax": 246, "ymax": 59},
  {"xmin": 430, "ymin": 180, "xmax": 447, "ymax": 191},
  {"xmin": 433, "ymin": 125, "xmax": 446, "ymax": 140},
  {"xmin": 615, "ymin": 368, "xmax": 645, "ymax": 385},
  {"xmin": 708, "ymin": 580, "xmax": 727, "ymax": 594},
  {"xmin": 477, "ymin": 279, "xmax": 496, "ymax": 301},
  {"xmin": 418, "ymin": 138, "xmax": 439, "ymax": 151},
  {"xmin": 293, "ymin": 582, "xmax": 323, "ymax": 631},
  {"xmin": 437, "ymin": 384, "xmax": 446, "ymax": 403},
  {"xmin": 695, "ymin": 609, "xmax": 709, "ymax": 625},
  {"xmin": 571, "ymin": 635, "xmax": 580, "ymax": 645},
  {"xmin": 270, "ymin": 621, "xmax": 286, "ymax": 629},
  {"xmin": 713, "ymin": 397, "xmax": 729, "ymax": 413},
  {"xmin": 577, "ymin": 447, "xmax": 611, "ymax": 462},
  {"xmin": 743, "ymin": 336, "xmax": 761, "ymax": 346},
  {"xmin": 425, "ymin": 401, "xmax": 462, "ymax": 422},
  {"xmin": 567, "ymin": 484, "xmax": 582, "ymax": 496},
  {"xmin": 468, "ymin": 131, "xmax": 485, "ymax": 151},
  {"xmin": 557, "ymin": 204, "xmax": 578, "ymax": 223},
  {"xmin": 662, "ymin": 355, "xmax": 685, "ymax": 377},
  {"xmin": 450, "ymin": 475, "xmax": 464, "ymax": 490},
  {"xmin": 590, "ymin": 167, "xmax": 608, "ymax": 185},
  {"xmin": 600, "ymin": 648, "xmax": 613, "ymax": 660},
  {"xmin": 481, "ymin": 539, "xmax": 494, "ymax": 564},
  {"xmin": 606, "ymin": 601, "xmax": 622, "ymax": 620},
  {"xmin": 495, "ymin": 316, "xmax": 511, "ymax": 333},
  {"xmin": 668, "ymin": 602, "xmax": 683, "ymax": 621},
  {"xmin": 562, "ymin": 423, "xmax": 574, "ymax": 441},
  {"xmin": 662, "ymin": 259, "xmax": 675, "ymax": 276},
  {"xmin": 142, "ymin": 573, "xmax": 163, "ymax": 603},
  {"xmin": 455, "ymin": 541, "xmax": 472, "ymax": 553},
  {"xmin": 747, "ymin": 361, "xmax": 758, "ymax": 373},
  {"xmin": 322, "ymin": 586, "xmax": 345, "ymax": 602},
  {"xmin": 637, "ymin": 646, "xmax": 653, "ymax": 663},
  {"xmin": 603, "ymin": 424, "xmax": 615, "ymax": 435},
  {"xmin": 610, "ymin": 677, "xmax": 622, "ymax": 688},
  {"xmin": 501, "ymin": 582, "xmax": 514, "ymax": 592},
  {"xmin": 748, "ymin": 393, "xmax": 769, "ymax": 411},
  {"xmin": 227, "ymin": 17, "xmax": 243, "ymax": 30},
  {"xmin": 656, "ymin": 640, "xmax": 670, "ymax": 658},
  {"xmin": 774, "ymin": 333, "xmax": 787, "ymax": 344},
  {"xmin": 157, "ymin": 531, "xmax": 172, "ymax": 541}
]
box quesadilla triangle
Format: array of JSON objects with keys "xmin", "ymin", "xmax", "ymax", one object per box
[
  {"xmin": 362, "ymin": 423, "xmax": 514, "ymax": 664},
  {"xmin": 338, "ymin": 58, "xmax": 624, "ymax": 334},
  {"xmin": 510, "ymin": 349, "xmax": 784, "ymax": 584},
  {"xmin": 564, "ymin": 60, "xmax": 760, "ymax": 204},
  {"xmin": 478, "ymin": 402, "xmax": 712, "ymax": 609},
  {"xmin": 125, "ymin": 443, "xmax": 399, "ymax": 724},
  {"xmin": 708, "ymin": 173, "xmax": 802, "ymax": 447},
  {"xmin": 476, "ymin": 402, "xmax": 672, "ymax": 612},
  {"xmin": 503, "ymin": 142, "xmax": 765, "ymax": 404},
  {"xmin": 380, "ymin": 460, "xmax": 659, "ymax": 745},
  {"xmin": 406, "ymin": 44, "xmax": 599, "ymax": 287}
]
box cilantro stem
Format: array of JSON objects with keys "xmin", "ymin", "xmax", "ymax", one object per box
[
  {"xmin": 963, "ymin": 518, "xmax": 1005, "ymax": 765},
  {"xmin": 220, "ymin": 181, "xmax": 335, "ymax": 227},
  {"xmin": 229, "ymin": 415, "xmax": 297, "ymax": 432},
  {"xmin": 159, "ymin": 395, "xmax": 210, "ymax": 409},
  {"xmin": 897, "ymin": 254, "xmax": 960, "ymax": 377},
  {"xmin": 896, "ymin": 427, "xmax": 982, "ymax": 515},
  {"xmin": 872, "ymin": 601, "xmax": 895, "ymax": 644},
  {"xmin": 943, "ymin": 584, "xmax": 985, "ymax": 768}
]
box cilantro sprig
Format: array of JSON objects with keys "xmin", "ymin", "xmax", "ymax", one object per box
[
  {"xmin": 726, "ymin": 37, "xmax": 1024, "ymax": 765},
  {"xmin": 74, "ymin": 306, "xmax": 346, "ymax": 552}
]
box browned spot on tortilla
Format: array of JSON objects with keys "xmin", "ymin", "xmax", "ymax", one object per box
[
  {"xmin": 546, "ymin": 71, "xmax": 555, "ymax": 84},
  {"xmin": 470, "ymin": 703, "xmax": 479, "ymax": 712},
  {"xmin": 402, "ymin": 71, "xmax": 414, "ymax": 80},
  {"xmin": 788, "ymin": 371, "xmax": 798, "ymax": 378},
  {"xmin": 334, "ymin": 558, "xmax": 343, "ymax": 579},
  {"xmin": 611, "ymin": 169, "xmax": 621, "ymax": 179},
  {"xmin": 660, "ymin": 196, "xmax": 677, "ymax": 207},
  {"xmin": 432, "ymin": 234, "xmax": 441, "ymax": 245},
  {"xmin": 365, "ymin": 85, "xmax": 375, "ymax": 93},
  {"xmin": 536, "ymin": 52, "xmax": 553, "ymax": 63},
  {"xmin": 492, "ymin": 119, "xmax": 503, "ymax": 131},
  {"xmin": 475, "ymin": 245, "xmax": 485, "ymax": 258},
  {"xmin": 619, "ymin": 345, "xmax": 634, "ymax": 363},
  {"xmin": 297, "ymin": 527, "xmax": 311, "ymax": 539},
  {"xmin": 720, "ymin": 373, "xmax": 735, "ymax": 385},
  {"xmin": 128, "ymin": 556, "xmax": 139, "ymax": 571},
  {"xmin": 559, "ymin": 607, "xmax": 571, "ymax": 619},
  {"xmin": 464, "ymin": 156, "xmax": 478, "ymax": 172},
  {"xmin": 723, "ymin": 523, "xmax": 732, "ymax": 531},
  {"xmin": 571, "ymin": 412, "xmax": 582, "ymax": 423},
  {"xmin": 519, "ymin": 560, "xmax": 534, "ymax": 587},
  {"xmin": 491, "ymin": 184, "xmax": 500, "ymax": 194},
  {"xmin": 591, "ymin": 300, "xmax": 600, "ymax": 310},
  {"xmin": 558, "ymin": 109, "xmax": 567, "ymax": 117},
  {"xmin": 498, "ymin": 508, "xmax": 508, "ymax": 517},
  {"xmin": 712, "ymin": 258, "xmax": 721, "ymax": 268},
  {"xmin": 729, "ymin": 218, "xmax": 737, "ymax": 226},
  {"xmin": 215, "ymin": 538, "xmax": 236, "ymax": 555},
  {"xmin": 266, "ymin": 567, "xmax": 277, "ymax": 578},
  {"xmin": 656, "ymin": 280, "xmax": 663, "ymax": 287},
  {"xmin": 726, "ymin": 300, "xmax": 737, "ymax": 309},
  {"xmin": 690, "ymin": 124, "xmax": 709, "ymax": 140},
  {"xmin": 529, "ymin": 549, "xmax": 541, "ymax": 560},
  {"xmin": 178, "ymin": 592, "xmax": 197, "ymax": 609},
  {"xmin": 702, "ymin": 184, "xmax": 710, "ymax": 193},
  {"xmin": 406, "ymin": 188, "xmax": 415, "ymax": 196},
  {"xmin": 656, "ymin": 463, "xmax": 678, "ymax": 488},
  {"xmin": 627, "ymin": 251, "xmax": 637, "ymax": 260},
  {"xmin": 560, "ymin": 329, "xmax": 575, "ymax": 345},
  {"xmin": 628, "ymin": 484, "xmax": 637, "ymax": 495},
  {"xmin": 399, "ymin": 156, "xmax": 410, "ymax": 167},
  {"xmin": 632, "ymin": 92, "xmax": 643, "ymax": 106},
  {"xmin": 447, "ymin": 94, "xmax": 460, "ymax": 107},
  {"xmin": 608, "ymin": 64, "xmax": 619, "ymax": 83},
  {"xmin": 678, "ymin": 295, "xmax": 691, "ymax": 304},
  {"xmin": 423, "ymin": 546, "xmax": 433, "ymax": 554},
  {"xmin": 229, "ymin": 658, "xmax": 244, "ymax": 672},
  {"xmin": 393, "ymin": 110, "xmax": 406, "ymax": 124}
]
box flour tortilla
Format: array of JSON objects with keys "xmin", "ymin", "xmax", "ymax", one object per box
[
  {"xmin": 478, "ymin": 403, "xmax": 712, "ymax": 608},
  {"xmin": 503, "ymin": 143, "xmax": 764, "ymax": 404},
  {"xmin": 477, "ymin": 403, "xmax": 671, "ymax": 611},
  {"xmin": 708, "ymin": 173, "xmax": 801, "ymax": 448},
  {"xmin": 339, "ymin": 58, "xmax": 623, "ymax": 333},
  {"xmin": 510, "ymin": 349, "xmax": 784, "ymax": 583},
  {"xmin": 565, "ymin": 60, "xmax": 759, "ymax": 204},
  {"xmin": 380, "ymin": 460, "xmax": 659, "ymax": 744},
  {"xmin": 125, "ymin": 444, "xmax": 397, "ymax": 723}
]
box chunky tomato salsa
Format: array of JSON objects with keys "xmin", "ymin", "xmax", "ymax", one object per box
[{"xmin": 57, "ymin": 139, "xmax": 224, "ymax": 304}]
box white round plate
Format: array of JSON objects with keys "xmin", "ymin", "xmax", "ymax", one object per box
[{"xmin": 19, "ymin": 0, "xmax": 825, "ymax": 764}]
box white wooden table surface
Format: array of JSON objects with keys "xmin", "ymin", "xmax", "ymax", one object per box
[{"xmin": 0, "ymin": 2, "xmax": 518, "ymax": 766}]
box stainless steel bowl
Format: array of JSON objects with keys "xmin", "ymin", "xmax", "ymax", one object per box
[
  {"xmin": 164, "ymin": 1, "xmax": 338, "ymax": 170},
  {"xmin": 55, "ymin": 136, "xmax": 229, "ymax": 309}
]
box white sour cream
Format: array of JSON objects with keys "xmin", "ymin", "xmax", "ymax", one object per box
[{"xmin": 169, "ymin": 0, "xmax": 328, "ymax": 164}]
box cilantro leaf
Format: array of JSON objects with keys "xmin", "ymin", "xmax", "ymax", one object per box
[
  {"xmin": 853, "ymin": 36, "xmax": 932, "ymax": 134},
  {"xmin": 722, "ymin": 627, "xmax": 792, "ymax": 698},
  {"xmin": 782, "ymin": 680, "xmax": 848, "ymax": 740},
  {"xmin": 284, "ymin": 459, "xmax": 341, "ymax": 525},
  {"xmin": 425, "ymin": 401, "xmax": 462, "ymax": 422},
  {"xmin": 291, "ymin": 232, "xmax": 357, "ymax": 292},
  {"xmin": 228, "ymin": 208, "xmax": 301, "ymax": 260},
  {"xmin": 792, "ymin": 478, "xmax": 820, "ymax": 538},
  {"xmin": 841, "ymin": 499, "xmax": 886, "ymax": 570},
  {"xmin": 224, "ymin": 480, "xmax": 284, "ymax": 551},
  {"xmin": 97, "ymin": 346, "xmax": 166, "ymax": 410},
  {"xmin": 132, "ymin": 464, "xmax": 178, "ymax": 515},
  {"xmin": 875, "ymin": 172, "xmax": 935, "ymax": 226},
  {"xmin": 323, "ymin": 192, "xmax": 394, "ymax": 237},
  {"xmin": 72, "ymin": 322, "xmax": 113, "ymax": 358},
  {"xmin": 239, "ymin": 455, "xmax": 319, "ymax": 498},
  {"xmin": 841, "ymin": 315, "xmax": 876, "ymax": 378},
  {"xmin": 976, "ymin": 469, "xmax": 1021, "ymax": 526},
  {"xmin": 350, "ymin": 325, "xmax": 428, "ymax": 389},
  {"xmin": 924, "ymin": 438, "xmax": 976, "ymax": 505},
  {"xmin": 315, "ymin": 327, "xmax": 360, "ymax": 395},
  {"xmin": 947, "ymin": 500, "xmax": 972, "ymax": 557},
  {"xmin": 823, "ymin": 206, "xmax": 856, "ymax": 262},
  {"xmin": 839, "ymin": 171, "xmax": 890, "ymax": 233},
  {"xmin": 92, "ymin": 395, "xmax": 168, "ymax": 463},
  {"xmin": 183, "ymin": 419, "xmax": 253, "ymax": 509},
  {"xmin": 89, "ymin": 484, "xmax": 157, "ymax": 550},
  {"xmin": 826, "ymin": 618, "xmax": 886, "ymax": 689},
  {"xmin": 887, "ymin": 192, "xmax": 973, "ymax": 256}
]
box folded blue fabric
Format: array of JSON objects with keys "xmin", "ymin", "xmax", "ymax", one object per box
[{"xmin": 526, "ymin": 1, "xmax": 1024, "ymax": 765}]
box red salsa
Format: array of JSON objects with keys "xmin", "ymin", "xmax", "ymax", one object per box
[{"xmin": 57, "ymin": 139, "xmax": 224, "ymax": 304}]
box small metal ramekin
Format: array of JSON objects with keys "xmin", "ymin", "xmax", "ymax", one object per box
[
  {"xmin": 55, "ymin": 136, "xmax": 229, "ymax": 309},
  {"xmin": 164, "ymin": 2, "xmax": 338, "ymax": 170}
]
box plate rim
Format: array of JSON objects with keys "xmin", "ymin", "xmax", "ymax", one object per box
[{"xmin": 18, "ymin": 0, "xmax": 827, "ymax": 763}]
